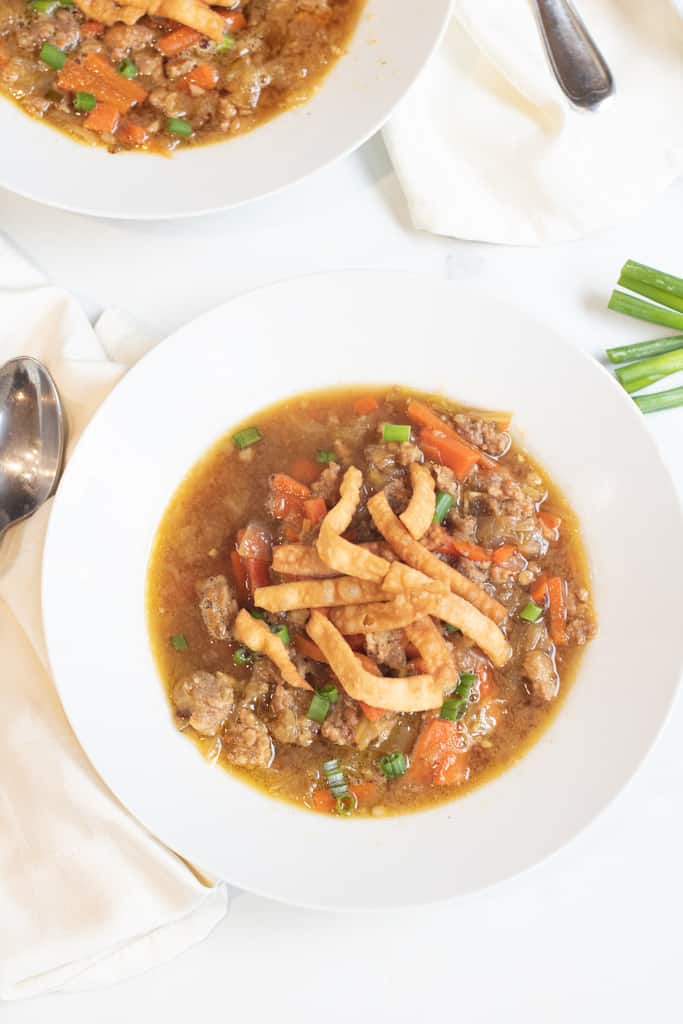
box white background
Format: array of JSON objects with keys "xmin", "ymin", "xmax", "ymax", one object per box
[{"xmin": 2, "ymin": 135, "xmax": 682, "ymax": 1021}]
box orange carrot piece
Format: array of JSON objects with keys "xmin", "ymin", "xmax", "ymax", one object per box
[
  {"xmin": 353, "ymin": 395, "xmax": 380, "ymax": 416},
  {"xmin": 117, "ymin": 120, "xmax": 148, "ymax": 146},
  {"xmin": 224, "ymin": 10, "xmax": 246, "ymax": 32},
  {"xmin": 84, "ymin": 101, "xmax": 120, "ymax": 134},
  {"xmin": 530, "ymin": 573, "xmax": 549, "ymax": 604},
  {"xmin": 179, "ymin": 62, "xmax": 219, "ymax": 92},
  {"xmin": 303, "ymin": 497, "xmax": 327, "ymax": 526},
  {"xmin": 312, "ymin": 782, "xmax": 380, "ymax": 814},
  {"xmin": 419, "ymin": 429, "xmax": 480, "ymax": 482},
  {"xmin": 246, "ymin": 558, "xmax": 269, "ymax": 593},
  {"xmin": 407, "ymin": 718, "xmax": 470, "ymax": 786},
  {"xmin": 290, "ymin": 458, "xmax": 320, "ymax": 486},
  {"xmin": 408, "ymin": 399, "xmax": 498, "ymax": 470},
  {"xmin": 491, "ymin": 544, "xmax": 517, "ymax": 565},
  {"xmin": 294, "ymin": 635, "xmax": 327, "ymax": 663},
  {"xmin": 230, "ymin": 549, "xmax": 249, "ymax": 606},
  {"xmin": 57, "ymin": 54, "xmax": 147, "ymax": 113},
  {"xmin": 81, "ymin": 19, "xmax": 105, "ymax": 37},
  {"xmin": 538, "ymin": 509, "xmax": 562, "ymax": 540},
  {"xmin": 450, "ymin": 539, "xmax": 492, "ymax": 562},
  {"xmin": 157, "ymin": 26, "xmax": 203, "ymax": 56},
  {"xmin": 547, "ymin": 577, "xmax": 568, "ymax": 646},
  {"xmin": 271, "ymin": 474, "xmax": 312, "ymax": 499}
]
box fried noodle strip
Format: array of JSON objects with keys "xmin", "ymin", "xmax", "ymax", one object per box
[
  {"xmin": 316, "ymin": 467, "xmax": 391, "ymax": 582},
  {"xmin": 399, "ymin": 463, "xmax": 436, "ymax": 540},
  {"xmin": 330, "ymin": 595, "xmax": 423, "ymax": 634},
  {"xmin": 253, "ymin": 577, "xmax": 388, "ymax": 612},
  {"xmin": 381, "ymin": 561, "xmax": 448, "ymax": 595},
  {"xmin": 411, "ymin": 592, "xmax": 512, "ymax": 668},
  {"xmin": 404, "ymin": 618, "xmax": 458, "ymax": 693},
  {"xmin": 233, "ymin": 609, "xmax": 312, "ymax": 690}
]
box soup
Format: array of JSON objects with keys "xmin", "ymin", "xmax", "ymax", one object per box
[
  {"xmin": 147, "ymin": 387, "xmax": 595, "ymax": 817},
  {"xmin": 0, "ymin": 0, "xmax": 363, "ymax": 152}
]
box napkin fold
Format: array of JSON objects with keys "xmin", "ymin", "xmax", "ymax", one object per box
[
  {"xmin": 0, "ymin": 236, "xmax": 228, "ymax": 1001},
  {"xmin": 383, "ymin": 0, "xmax": 683, "ymax": 245}
]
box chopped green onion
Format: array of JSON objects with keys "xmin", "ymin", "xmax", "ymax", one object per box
[
  {"xmin": 318, "ymin": 683, "xmax": 339, "ymax": 705},
  {"xmin": 379, "ymin": 751, "xmax": 408, "ymax": 779},
  {"xmin": 170, "ymin": 634, "xmax": 189, "ymax": 651},
  {"xmin": 73, "ymin": 91, "xmax": 96, "ymax": 112},
  {"xmin": 606, "ymin": 334, "xmax": 683, "ymax": 364},
  {"xmin": 166, "ymin": 116, "xmax": 193, "ymax": 138},
  {"xmin": 32, "ymin": 0, "xmax": 58, "ymax": 12},
  {"xmin": 233, "ymin": 426, "xmax": 263, "ymax": 450},
  {"xmin": 316, "ymin": 449, "xmax": 336, "ymax": 464},
  {"xmin": 58, "ymin": 0, "xmax": 74, "ymax": 5},
  {"xmin": 634, "ymin": 385, "xmax": 683, "ymax": 414},
  {"xmin": 444, "ymin": 623, "xmax": 461, "ymax": 635},
  {"xmin": 382, "ymin": 423, "xmax": 411, "ymax": 443},
  {"xmin": 608, "ymin": 290, "xmax": 683, "ymax": 332},
  {"xmin": 433, "ymin": 491, "xmax": 454, "ymax": 525},
  {"xmin": 440, "ymin": 698, "xmax": 465, "ymax": 721},
  {"xmin": 216, "ymin": 32, "xmax": 235, "ymax": 52},
  {"xmin": 39, "ymin": 42, "xmax": 66, "ymax": 69},
  {"xmin": 307, "ymin": 693, "xmax": 330, "ymax": 724},
  {"xmin": 520, "ymin": 601, "xmax": 544, "ymax": 623},
  {"xmin": 270, "ymin": 624, "xmax": 291, "ymax": 646},
  {"xmin": 232, "ymin": 646, "xmax": 253, "ymax": 667},
  {"xmin": 118, "ymin": 58, "xmax": 138, "ymax": 79},
  {"xmin": 614, "ymin": 347, "xmax": 683, "ymax": 394},
  {"xmin": 322, "ymin": 758, "xmax": 349, "ymax": 799},
  {"xmin": 457, "ymin": 672, "xmax": 477, "ymax": 695},
  {"xmin": 250, "ymin": 608, "xmax": 266, "ymax": 620},
  {"xmin": 335, "ymin": 793, "xmax": 357, "ymax": 816}
]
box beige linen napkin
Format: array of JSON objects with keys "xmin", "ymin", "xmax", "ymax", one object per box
[
  {"xmin": 0, "ymin": 236, "xmax": 228, "ymax": 1001},
  {"xmin": 383, "ymin": 0, "xmax": 683, "ymax": 245}
]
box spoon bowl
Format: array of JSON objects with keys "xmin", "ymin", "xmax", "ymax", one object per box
[{"xmin": 0, "ymin": 357, "xmax": 65, "ymax": 540}]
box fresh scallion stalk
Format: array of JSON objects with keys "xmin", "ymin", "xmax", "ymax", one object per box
[
  {"xmin": 606, "ymin": 334, "xmax": 683, "ymax": 364},
  {"xmin": 233, "ymin": 426, "xmax": 262, "ymax": 449},
  {"xmin": 620, "ymin": 260, "xmax": 683, "ymax": 302},
  {"xmin": 608, "ymin": 290, "xmax": 683, "ymax": 332},
  {"xmin": 382, "ymin": 423, "xmax": 411, "ymax": 443},
  {"xmin": 619, "ymin": 273, "xmax": 683, "ymax": 315},
  {"xmin": 634, "ymin": 385, "xmax": 683, "ymax": 414},
  {"xmin": 433, "ymin": 491, "xmax": 454, "ymax": 525},
  {"xmin": 614, "ymin": 347, "xmax": 683, "ymax": 394},
  {"xmin": 170, "ymin": 634, "xmax": 189, "ymax": 651}
]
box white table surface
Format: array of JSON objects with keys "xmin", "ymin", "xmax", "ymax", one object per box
[{"xmin": 2, "ymin": 136, "xmax": 683, "ymax": 1022}]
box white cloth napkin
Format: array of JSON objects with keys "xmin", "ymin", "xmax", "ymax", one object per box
[
  {"xmin": 0, "ymin": 236, "xmax": 228, "ymax": 1001},
  {"xmin": 383, "ymin": 0, "xmax": 683, "ymax": 245}
]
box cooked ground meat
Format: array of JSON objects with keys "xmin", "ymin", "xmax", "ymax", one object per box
[
  {"xmin": 365, "ymin": 630, "xmax": 407, "ymax": 673},
  {"xmin": 523, "ymin": 651, "xmax": 559, "ymax": 702},
  {"xmin": 311, "ymin": 462, "xmax": 341, "ymax": 504},
  {"xmin": 196, "ymin": 575, "xmax": 238, "ymax": 641},
  {"xmin": 448, "ymin": 513, "xmax": 477, "ymax": 540},
  {"xmin": 430, "ymin": 463, "xmax": 459, "ymax": 499},
  {"xmin": 321, "ymin": 696, "xmax": 361, "ymax": 747},
  {"xmin": 454, "ymin": 414, "xmax": 510, "ymax": 458},
  {"xmin": 464, "ymin": 467, "xmax": 536, "ymax": 520},
  {"xmin": 172, "ymin": 670, "xmax": 234, "ymax": 735},
  {"xmin": 269, "ymin": 684, "xmax": 318, "ymax": 746},
  {"xmin": 383, "ymin": 475, "xmax": 411, "ymax": 514},
  {"xmin": 223, "ymin": 708, "xmax": 273, "ymax": 767}
]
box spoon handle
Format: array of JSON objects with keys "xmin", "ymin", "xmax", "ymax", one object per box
[{"xmin": 532, "ymin": 0, "xmax": 614, "ymax": 110}]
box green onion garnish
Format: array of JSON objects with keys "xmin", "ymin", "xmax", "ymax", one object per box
[
  {"xmin": 445, "ymin": 623, "xmax": 461, "ymax": 635},
  {"xmin": 118, "ymin": 58, "xmax": 138, "ymax": 78},
  {"xmin": 634, "ymin": 385, "xmax": 683, "ymax": 414},
  {"xmin": 322, "ymin": 758, "xmax": 350, "ymax": 800},
  {"xmin": 382, "ymin": 423, "xmax": 411, "ymax": 443},
  {"xmin": 316, "ymin": 449, "xmax": 336, "ymax": 464},
  {"xmin": 58, "ymin": 0, "xmax": 74, "ymax": 5},
  {"xmin": 614, "ymin": 347, "xmax": 683, "ymax": 394},
  {"xmin": 73, "ymin": 91, "xmax": 96, "ymax": 112},
  {"xmin": 379, "ymin": 751, "xmax": 408, "ymax": 779},
  {"xmin": 606, "ymin": 334, "xmax": 683, "ymax": 364},
  {"xmin": 39, "ymin": 43, "xmax": 66, "ymax": 69},
  {"xmin": 318, "ymin": 683, "xmax": 339, "ymax": 705},
  {"xmin": 520, "ymin": 601, "xmax": 544, "ymax": 623},
  {"xmin": 307, "ymin": 692, "xmax": 330, "ymax": 724},
  {"xmin": 216, "ymin": 32, "xmax": 235, "ymax": 52},
  {"xmin": 232, "ymin": 646, "xmax": 253, "ymax": 667},
  {"xmin": 250, "ymin": 608, "xmax": 266, "ymax": 620},
  {"xmin": 171, "ymin": 634, "xmax": 189, "ymax": 651},
  {"xmin": 440, "ymin": 672, "xmax": 476, "ymax": 720},
  {"xmin": 270, "ymin": 624, "xmax": 290, "ymax": 646},
  {"xmin": 433, "ymin": 491, "xmax": 454, "ymax": 525},
  {"xmin": 335, "ymin": 793, "xmax": 357, "ymax": 816},
  {"xmin": 32, "ymin": 0, "xmax": 58, "ymax": 12},
  {"xmin": 233, "ymin": 426, "xmax": 262, "ymax": 450},
  {"xmin": 166, "ymin": 117, "xmax": 193, "ymax": 138}
]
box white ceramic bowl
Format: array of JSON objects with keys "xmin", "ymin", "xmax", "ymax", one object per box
[
  {"xmin": 0, "ymin": 0, "xmax": 451, "ymax": 219},
  {"xmin": 42, "ymin": 272, "xmax": 683, "ymax": 909}
]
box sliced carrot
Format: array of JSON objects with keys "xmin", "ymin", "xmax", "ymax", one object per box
[
  {"xmin": 491, "ymin": 544, "xmax": 517, "ymax": 565},
  {"xmin": 353, "ymin": 395, "xmax": 380, "ymax": 416},
  {"xmin": 538, "ymin": 509, "xmax": 562, "ymax": 540},
  {"xmin": 270, "ymin": 474, "xmax": 312, "ymax": 499},
  {"xmin": 406, "ymin": 718, "xmax": 470, "ymax": 787},
  {"xmin": 289, "ymin": 458, "xmax": 321, "ymax": 486},
  {"xmin": 419, "ymin": 429, "xmax": 480, "ymax": 482},
  {"xmin": 229, "ymin": 549, "xmax": 249, "ymax": 606},
  {"xmin": 294, "ymin": 635, "xmax": 327, "ymax": 663},
  {"xmin": 303, "ymin": 497, "xmax": 327, "ymax": 527},
  {"xmin": 246, "ymin": 557, "xmax": 269, "ymax": 593},
  {"xmin": 81, "ymin": 19, "xmax": 105, "ymax": 37},
  {"xmin": 547, "ymin": 577, "xmax": 568, "ymax": 646},
  {"xmin": 179, "ymin": 62, "xmax": 219, "ymax": 92},
  {"xmin": 312, "ymin": 782, "xmax": 380, "ymax": 814},
  {"xmin": 117, "ymin": 120, "xmax": 148, "ymax": 146},
  {"xmin": 84, "ymin": 101, "xmax": 120, "ymax": 134},
  {"xmin": 426, "ymin": 524, "xmax": 491, "ymax": 562},
  {"xmin": 157, "ymin": 26, "xmax": 203, "ymax": 56},
  {"xmin": 224, "ymin": 10, "xmax": 247, "ymax": 32},
  {"xmin": 57, "ymin": 54, "xmax": 147, "ymax": 113},
  {"xmin": 408, "ymin": 399, "xmax": 498, "ymax": 470},
  {"xmin": 530, "ymin": 573, "xmax": 549, "ymax": 604}
]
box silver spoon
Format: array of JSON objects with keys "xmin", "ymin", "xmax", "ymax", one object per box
[
  {"xmin": 532, "ymin": 0, "xmax": 615, "ymax": 110},
  {"xmin": 0, "ymin": 357, "xmax": 65, "ymax": 543}
]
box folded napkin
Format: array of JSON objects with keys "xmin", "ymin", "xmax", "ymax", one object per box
[
  {"xmin": 0, "ymin": 236, "xmax": 228, "ymax": 1001},
  {"xmin": 384, "ymin": 0, "xmax": 683, "ymax": 245}
]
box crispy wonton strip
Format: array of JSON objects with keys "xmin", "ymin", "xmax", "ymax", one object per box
[
  {"xmin": 273, "ymin": 541, "xmax": 395, "ymax": 578},
  {"xmin": 381, "ymin": 561, "xmax": 448, "ymax": 595},
  {"xmin": 150, "ymin": 0, "xmax": 225, "ymax": 41},
  {"xmin": 399, "ymin": 463, "xmax": 436, "ymax": 540},
  {"xmin": 330, "ymin": 595, "xmax": 423, "ymax": 634},
  {"xmin": 233, "ymin": 610, "xmax": 311, "ymax": 690},
  {"xmin": 404, "ymin": 618, "xmax": 458, "ymax": 693},
  {"xmin": 367, "ymin": 491, "xmax": 507, "ymax": 624},
  {"xmin": 73, "ymin": 0, "xmax": 145, "ymax": 27},
  {"xmin": 254, "ymin": 578, "xmax": 388, "ymax": 612},
  {"xmin": 411, "ymin": 592, "xmax": 512, "ymax": 668},
  {"xmin": 316, "ymin": 467, "xmax": 390, "ymax": 582},
  {"xmin": 307, "ymin": 611, "xmax": 442, "ymax": 713}
]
